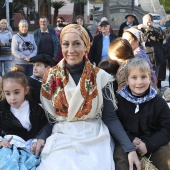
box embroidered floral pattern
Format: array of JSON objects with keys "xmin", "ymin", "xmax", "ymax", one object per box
[{"xmin": 41, "ymin": 58, "xmax": 99, "ymax": 118}]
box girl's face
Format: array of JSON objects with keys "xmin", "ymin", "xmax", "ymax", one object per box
[
  {"xmin": 126, "ymin": 68, "xmax": 151, "ymax": 95},
  {"xmin": 3, "ymin": 79, "xmax": 29, "ymax": 109},
  {"xmin": 122, "ymin": 32, "xmax": 138, "ymax": 50},
  {"xmin": 61, "ymin": 30, "xmax": 87, "ymax": 66}
]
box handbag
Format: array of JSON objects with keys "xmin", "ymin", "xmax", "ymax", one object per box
[
  {"xmin": 1, "ymin": 46, "xmax": 11, "ymax": 56},
  {"xmin": 140, "ymin": 156, "xmax": 158, "ymax": 170}
]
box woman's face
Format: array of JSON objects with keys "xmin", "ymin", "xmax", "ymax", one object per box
[
  {"xmin": 122, "ymin": 32, "xmax": 138, "ymax": 50},
  {"xmin": 19, "ymin": 24, "xmax": 28, "ymax": 34},
  {"xmin": 0, "ymin": 22, "xmax": 7, "ymax": 29},
  {"xmin": 61, "ymin": 30, "xmax": 87, "ymax": 66}
]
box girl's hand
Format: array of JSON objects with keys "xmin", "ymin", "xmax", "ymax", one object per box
[
  {"xmin": 31, "ymin": 139, "xmax": 45, "ymax": 156},
  {"xmin": 128, "ymin": 151, "xmax": 141, "ymax": 170},
  {"xmin": 136, "ymin": 141, "xmax": 147, "ymax": 156},
  {"xmin": 0, "ymin": 136, "xmax": 13, "ymax": 148}
]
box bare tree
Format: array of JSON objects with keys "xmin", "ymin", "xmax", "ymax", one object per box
[{"xmin": 103, "ymin": 0, "xmax": 110, "ymax": 22}]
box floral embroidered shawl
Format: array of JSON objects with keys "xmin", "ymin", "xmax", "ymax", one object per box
[{"xmin": 41, "ymin": 58, "xmax": 112, "ymax": 122}]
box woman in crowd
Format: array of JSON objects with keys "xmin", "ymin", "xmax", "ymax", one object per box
[
  {"xmin": 0, "ymin": 19, "xmax": 13, "ymax": 76},
  {"xmin": 122, "ymin": 27, "xmax": 157, "ymax": 88},
  {"xmin": 36, "ymin": 24, "xmax": 141, "ymax": 170},
  {"xmin": 12, "ymin": 20, "xmax": 37, "ymax": 76}
]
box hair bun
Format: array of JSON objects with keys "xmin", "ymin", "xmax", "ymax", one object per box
[{"xmin": 10, "ymin": 65, "xmax": 25, "ymax": 73}]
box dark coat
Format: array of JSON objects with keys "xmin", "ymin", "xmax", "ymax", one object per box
[
  {"xmin": 0, "ymin": 99, "xmax": 47, "ymax": 141},
  {"xmin": 118, "ymin": 21, "xmax": 137, "ymax": 37},
  {"xmin": 116, "ymin": 93, "xmax": 170, "ymax": 154},
  {"xmin": 28, "ymin": 77, "xmax": 42, "ymax": 104},
  {"xmin": 33, "ymin": 28, "xmax": 59, "ymax": 59},
  {"xmin": 88, "ymin": 33, "xmax": 117, "ymax": 66}
]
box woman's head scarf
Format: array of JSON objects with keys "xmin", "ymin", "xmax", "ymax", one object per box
[
  {"xmin": 60, "ymin": 24, "xmax": 91, "ymax": 55},
  {"xmin": 124, "ymin": 27, "xmax": 145, "ymax": 48}
]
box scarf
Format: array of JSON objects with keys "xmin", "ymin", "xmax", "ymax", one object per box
[
  {"xmin": 30, "ymin": 75, "xmax": 42, "ymax": 82},
  {"xmin": 41, "ymin": 57, "xmax": 100, "ymax": 119},
  {"xmin": 119, "ymin": 85, "xmax": 157, "ymax": 113}
]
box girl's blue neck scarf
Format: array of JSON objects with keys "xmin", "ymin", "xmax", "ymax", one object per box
[{"xmin": 118, "ymin": 85, "xmax": 157, "ymax": 113}]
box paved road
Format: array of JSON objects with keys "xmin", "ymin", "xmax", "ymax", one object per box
[{"xmin": 138, "ymin": 0, "xmax": 167, "ymax": 20}]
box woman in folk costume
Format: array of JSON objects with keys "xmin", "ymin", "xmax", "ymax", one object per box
[{"xmin": 37, "ymin": 24, "xmax": 141, "ymax": 170}]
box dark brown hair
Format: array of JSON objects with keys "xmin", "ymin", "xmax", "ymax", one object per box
[
  {"xmin": 2, "ymin": 65, "xmax": 28, "ymax": 89},
  {"xmin": 98, "ymin": 59, "xmax": 119, "ymax": 75},
  {"xmin": 108, "ymin": 38, "xmax": 135, "ymax": 62}
]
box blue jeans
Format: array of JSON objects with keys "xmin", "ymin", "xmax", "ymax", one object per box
[
  {"xmin": 18, "ymin": 64, "xmax": 33, "ymax": 77},
  {"xmin": 0, "ymin": 61, "xmax": 12, "ymax": 76}
]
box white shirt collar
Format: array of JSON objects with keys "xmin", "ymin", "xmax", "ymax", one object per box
[
  {"xmin": 10, "ymin": 100, "xmax": 31, "ymax": 131},
  {"xmin": 41, "ymin": 29, "xmax": 49, "ymax": 33}
]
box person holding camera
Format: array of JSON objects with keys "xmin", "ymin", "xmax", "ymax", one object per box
[
  {"xmin": 12, "ymin": 20, "xmax": 37, "ymax": 76},
  {"xmin": 55, "ymin": 16, "xmax": 67, "ymax": 63}
]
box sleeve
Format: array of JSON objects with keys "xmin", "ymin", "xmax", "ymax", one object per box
[
  {"xmin": 11, "ymin": 34, "xmax": 25, "ymax": 59},
  {"xmin": 142, "ymin": 97, "xmax": 170, "ymax": 153},
  {"xmin": 118, "ymin": 23, "xmax": 124, "ymax": 37},
  {"xmin": 86, "ymin": 28, "xmax": 93, "ymax": 42},
  {"xmin": 88, "ymin": 36, "xmax": 97, "ymax": 64},
  {"xmin": 52, "ymin": 29, "xmax": 60, "ymax": 58},
  {"xmin": 101, "ymin": 86, "xmax": 135, "ymax": 153},
  {"xmin": 36, "ymin": 122, "xmax": 53, "ymax": 140}
]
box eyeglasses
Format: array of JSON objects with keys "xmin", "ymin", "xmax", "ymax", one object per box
[{"xmin": 56, "ymin": 20, "xmax": 63, "ymax": 23}]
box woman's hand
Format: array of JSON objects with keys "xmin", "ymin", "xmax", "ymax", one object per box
[
  {"xmin": 25, "ymin": 57, "xmax": 30, "ymax": 62},
  {"xmin": 0, "ymin": 136, "xmax": 13, "ymax": 148},
  {"xmin": 128, "ymin": 151, "xmax": 141, "ymax": 170},
  {"xmin": 136, "ymin": 141, "xmax": 147, "ymax": 156},
  {"xmin": 31, "ymin": 139, "xmax": 45, "ymax": 156},
  {"xmin": 133, "ymin": 137, "xmax": 141, "ymax": 148}
]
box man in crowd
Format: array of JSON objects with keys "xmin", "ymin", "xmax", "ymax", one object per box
[
  {"xmin": 138, "ymin": 13, "xmax": 166, "ymax": 89},
  {"xmin": 33, "ymin": 16, "xmax": 59, "ymax": 63},
  {"xmin": 88, "ymin": 21, "xmax": 117, "ymax": 66},
  {"xmin": 118, "ymin": 13, "xmax": 138, "ymax": 37}
]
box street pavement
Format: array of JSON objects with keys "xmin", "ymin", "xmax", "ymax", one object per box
[{"xmin": 138, "ymin": 0, "xmax": 167, "ymax": 21}]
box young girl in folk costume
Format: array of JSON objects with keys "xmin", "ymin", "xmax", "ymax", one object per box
[
  {"xmin": 0, "ymin": 65, "xmax": 48, "ymax": 169},
  {"xmin": 115, "ymin": 58, "xmax": 170, "ymax": 170}
]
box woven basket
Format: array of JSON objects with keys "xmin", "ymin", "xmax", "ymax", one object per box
[{"xmin": 141, "ymin": 156, "xmax": 158, "ymax": 170}]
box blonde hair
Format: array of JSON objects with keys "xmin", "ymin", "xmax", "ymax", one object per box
[
  {"xmin": 2, "ymin": 65, "xmax": 28, "ymax": 89},
  {"xmin": 125, "ymin": 58, "xmax": 151, "ymax": 78},
  {"xmin": 0, "ymin": 19, "xmax": 9, "ymax": 30}
]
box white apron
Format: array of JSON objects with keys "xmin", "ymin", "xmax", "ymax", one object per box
[
  {"xmin": 38, "ymin": 65, "xmax": 116, "ymax": 170},
  {"xmin": 37, "ymin": 119, "xmax": 114, "ymax": 170}
]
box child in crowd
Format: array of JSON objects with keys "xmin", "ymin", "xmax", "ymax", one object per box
[
  {"xmin": 29, "ymin": 54, "xmax": 55, "ymax": 104},
  {"xmin": 0, "ymin": 65, "xmax": 49, "ymax": 169},
  {"xmin": 98, "ymin": 59, "xmax": 119, "ymax": 94},
  {"xmin": 115, "ymin": 58, "xmax": 170, "ymax": 170}
]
